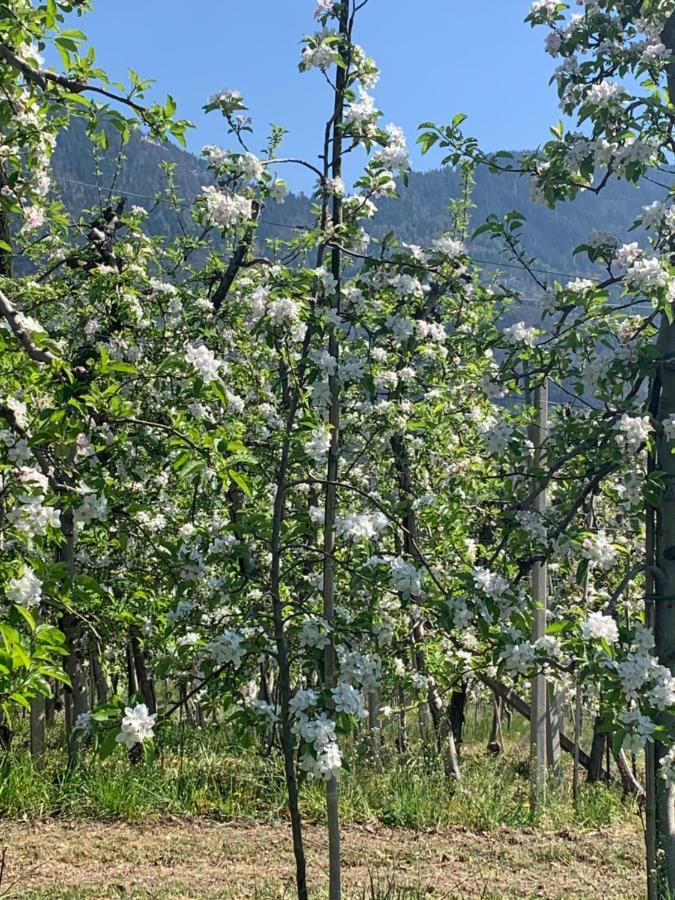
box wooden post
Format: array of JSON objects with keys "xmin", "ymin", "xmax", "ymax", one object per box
[{"xmin": 530, "ymin": 379, "xmax": 548, "ymax": 811}]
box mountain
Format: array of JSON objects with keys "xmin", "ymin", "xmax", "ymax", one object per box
[{"xmin": 52, "ymin": 119, "xmax": 665, "ymax": 294}]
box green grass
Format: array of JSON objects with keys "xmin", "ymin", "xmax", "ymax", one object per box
[{"xmin": 0, "ymin": 719, "xmax": 634, "ymax": 833}]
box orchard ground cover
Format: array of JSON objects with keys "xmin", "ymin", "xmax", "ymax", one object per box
[
  {"xmin": 0, "ymin": 720, "xmax": 643, "ymax": 898},
  {"xmin": 0, "ymin": 817, "xmax": 645, "ymax": 899}
]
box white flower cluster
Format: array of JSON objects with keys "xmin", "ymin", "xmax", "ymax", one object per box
[
  {"xmin": 581, "ymin": 611, "xmax": 619, "ymax": 644},
  {"xmin": 290, "ymin": 693, "xmax": 342, "ymax": 781},
  {"xmin": 516, "ymin": 509, "xmax": 547, "ymax": 543},
  {"xmin": 502, "ymin": 642, "xmax": 535, "ymax": 676},
  {"xmin": 250, "ymin": 289, "xmax": 305, "ymax": 341},
  {"xmin": 332, "ymin": 681, "xmax": 368, "ymax": 718},
  {"xmin": 201, "ymin": 185, "xmax": 252, "ymax": 229},
  {"xmin": 185, "ymin": 343, "xmax": 224, "ymax": 384},
  {"xmin": 305, "ymin": 427, "xmax": 332, "ymax": 464},
  {"xmin": 235, "ymin": 152, "xmax": 264, "ymax": 182},
  {"xmin": 205, "ymin": 629, "xmax": 245, "ymax": 668},
  {"xmin": 587, "ymin": 80, "xmax": 625, "ymax": 106},
  {"xmin": 207, "ymin": 88, "xmax": 244, "ymax": 116},
  {"xmin": 315, "ymin": 0, "xmax": 337, "ymax": 18},
  {"xmin": 478, "ymin": 417, "xmax": 514, "ymax": 456},
  {"xmin": 116, "ymin": 703, "xmax": 157, "ymax": 749},
  {"xmin": 338, "ymin": 648, "xmax": 381, "ymax": 692},
  {"xmin": 616, "ymin": 653, "xmax": 675, "ymax": 710},
  {"xmin": 615, "ymin": 414, "xmax": 652, "ymax": 451},
  {"xmin": 389, "ymin": 556, "xmax": 423, "ymax": 598},
  {"xmin": 74, "ymin": 491, "xmax": 108, "ymax": 527},
  {"xmin": 581, "ymin": 531, "xmax": 617, "ymax": 570},
  {"xmin": 345, "ymin": 90, "xmax": 378, "ymax": 128},
  {"xmin": 301, "ymin": 38, "xmax": 334, "ymax": 71},
  {"xmin": 503, "ymin": 321, "xmax": 537, "ymax": 347},
  {"xmin": 7, "ymin": 495, "xmax": 60, "ymax": 537},
  {"xmin": 299, "ymin": 618, "xmax": 330, "ymax": 650},
  {"xmin": 621, "ymin": 708, "xmax": 656, "ymax": 754},
  {"xmin": 432, "ymin": 235, "xmax": 465, "ymax": 258},
  {"xmin": 373, "ymin": 123, "xmax": 410, "ymax": 174},
  {"xmin": 6, "ymin": 566, "xmax": 42, "ymax": 607},
  {"xmin": 335, "ymin": 511, "xmax": 388, "ymax": 542},
  {"xmin": 473, "ymin": 566, "xmax": 509, "ymax": 600},
  {"xmin": 626, "ymin": 256, "xmax": 668, "ymax": 294}
]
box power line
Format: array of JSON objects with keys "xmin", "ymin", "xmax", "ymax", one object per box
[{"xmin": 54, "ymin": 175, "xmax": 634, "ymax": 284}]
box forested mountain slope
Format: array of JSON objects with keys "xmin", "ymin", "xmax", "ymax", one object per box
[{"xmin": 53, "ymin": 120, "xmax": 666, "ymax": 292}]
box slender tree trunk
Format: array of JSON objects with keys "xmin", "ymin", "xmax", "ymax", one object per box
[
  {"xmin": 91, "ymin": 648, "xmax": 108, "ymax": 705},
  {"xmin": 0, "ymin": 169, "xmax": 12, "ymax": 278},
  {"xmin": 367, "ymin": 690, "xmax": 380, "ymax": 766},
  {"xmin": 391, "ymin": 421, "xmax": 460, "ymax": 778},
  {"xmin": 529, "ymin": 380, "xmax": 548, "ymax": 811},
  {"xmin": 397, "ymin": 683, "xmax": 407, "ymax": 754},
  {"xmin": 650, "ymin": 18, "xmax": 675, "ymax": 894},
  {"xmin": 59, "ymin": 510, "xmax": 89, "ymax": 765},
  {"xmin": 0, "ymin": 715, "xmax": 12, "ymax": 751},
  {"xmin": 487, "ymin": 693, "xmax": 503, "ymax": 755},
  {"xmin": 412, "ymin": 620, "xmax": 460, "ymax": 779},
  {"xmin": 45, "ymin": 688, "xmax": 55, "ymax": 729},
  {"xmin": 320, "ymin": 7, "xmax": 351, "ymax": 897},
  {"xmin": 572, "ymin": 683, "xmax": 582, "ymax": 803},
  {"xmin": 448, "ymin": 682, "xmax": 467, "ymax": 754},
  {"xmin": 130, "ymin": 629, "xmax": 156, "ymax": 714},
  {"xmin": 30, "ymin": 694, "xmax": 46, "ymax": 767},
  {"xmin": 271, "ymin": 404, "xmax": 308, "ymax": 900},
  {"xmin": 126, "ymin": 638, "xmax": 139, "ymax": 698},
  {"xmin": 587, "ymin": 716, "xmax": 606, "ymax": 784}
]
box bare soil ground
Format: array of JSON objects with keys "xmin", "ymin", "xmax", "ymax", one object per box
[{"xmin": 0, "ymin": 818, "xmax": 645, "ymax": 899}]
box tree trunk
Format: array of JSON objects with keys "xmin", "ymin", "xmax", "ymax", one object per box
[
  {"xmin": 396, "ymin": 683, "xmax": 407, "ymax": 754},
  {"xmin": 529, "ymin": 380, "xmax": 548, "ymax": 811},
  {"xmin": 587, "ymin": 717, "xmax": 607, "ymax": 784},
  {"xmin": 413, "ymin": 620, "xmax": 460, "ymax": 779},
  {"xmin": 487, "ymin": 693, "xmax": 503, "ymax": 755},
  {"xmin": 649, "ymin": 16, "xmax": 675, "ymax": 894},
  {"xmin": 30, "ymin": 694, "xmax": 46, "ymax": 767},
  {"xmin": 448, "ymin": 681, "xmax": 467, "ymax": 753},
  {"xmin": 91, "ymin": 648, "xmax": 108, "ymax": 705},
  {"xmin": 130, "ymin": 630, "xmax": 155, "ymax": 713},
  {"xmin": 126, "ymin": 638, "xmax": 139, "ymax": 699},
  {"xmin": 485, "ymin": 676, "xmax": 604, "ymax": 777},
  {"xmin": 58, "ymin": 508, "xmax": 89, "ymax": 764}
]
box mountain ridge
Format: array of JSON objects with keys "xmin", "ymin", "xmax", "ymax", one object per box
[{"xmin": 52, "ymin": 120, "xmax": 665, "ymax": 292}]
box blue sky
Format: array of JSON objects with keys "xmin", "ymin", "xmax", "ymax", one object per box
[{"xmin": 58, "ymin": 1, "xmax": 561, "ymax": 190}]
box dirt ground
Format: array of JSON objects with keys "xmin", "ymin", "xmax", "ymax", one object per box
[{"xmin": 0, "ymin": 818, "xmax": 645, "ymax": 899}]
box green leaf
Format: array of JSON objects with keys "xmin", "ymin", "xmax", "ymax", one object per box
[
  {"xmin": 13, "ymin": 605, "xmax": 36, "ymax": 632},
  {"xmin": 228, "ymin": 468, "xmax": 252, "ymax": 495},
  {"xmin": 99, "ymin": 727, "xmax": 121, "ymax": 760}
]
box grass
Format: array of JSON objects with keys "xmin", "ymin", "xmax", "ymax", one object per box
[{"xmin": 0, "ymin": 718, "xmax": 634, "ymax": 833}]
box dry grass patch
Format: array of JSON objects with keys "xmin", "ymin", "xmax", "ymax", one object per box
[{"xmin": 0, "ymin": 818, "xmax": 645, "ymax": 899}]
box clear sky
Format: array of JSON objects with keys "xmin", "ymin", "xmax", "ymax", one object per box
[{"xmin": 57, "ymin": 1, "xmax": 560, "ymax": 190}]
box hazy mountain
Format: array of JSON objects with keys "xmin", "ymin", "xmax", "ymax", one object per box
[{"xmin": 53, "ymin": 119, "xmax": 666, "ymax": 294}]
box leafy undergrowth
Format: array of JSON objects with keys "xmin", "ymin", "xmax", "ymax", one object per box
[{"xmin": 0, "ymin": 721, "xmax": 635, "ymax": 833}]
